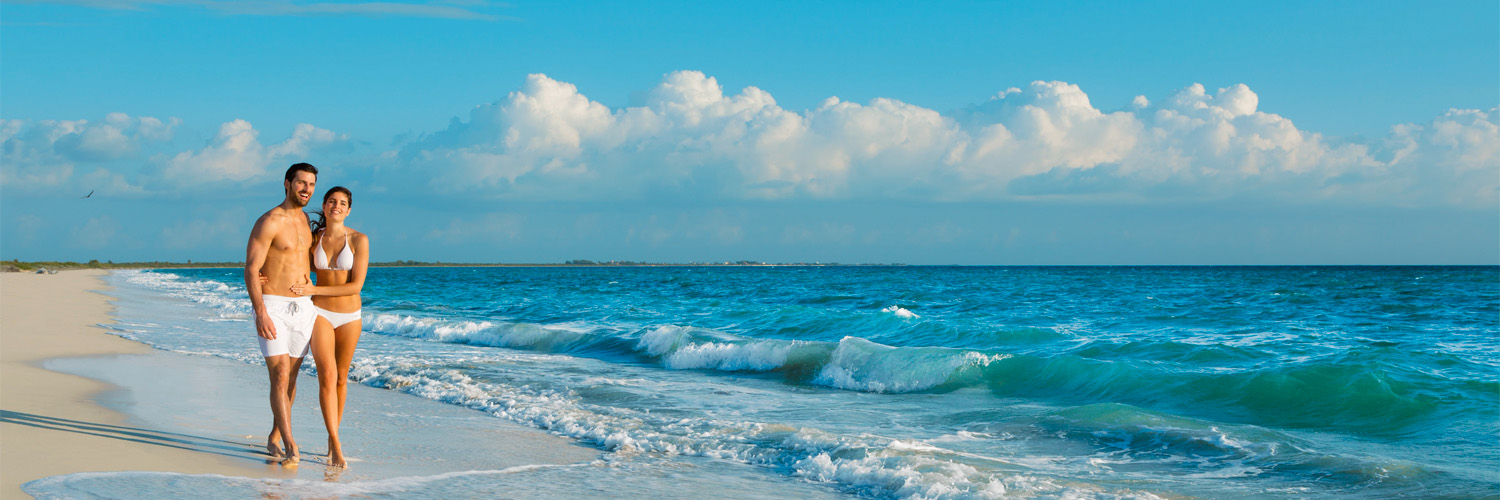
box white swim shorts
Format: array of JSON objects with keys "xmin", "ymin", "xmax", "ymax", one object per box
[{"xmin": 256, "ymin": 295, "xmax": 316, "ymax": 358}]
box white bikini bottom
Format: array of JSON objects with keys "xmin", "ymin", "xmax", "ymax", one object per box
[{"xmin": 314, "ymin": 306, "xmax": 362, "ymax": 329}]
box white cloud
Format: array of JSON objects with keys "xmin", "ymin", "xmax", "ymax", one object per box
[
  {"xmin": 56, "ymin": 115, "xmax": 135, "ymax": 161},
  {"xmin": 268, "ymin": 123, "xmax": 344, "ymax": 159},
  {"xmin": 959, "ymin": 80, "xmax": 1142, "ymax": 190},
  {"xmin": 7, "ymin": 74, "xmax": 1494, "ymax": 209},
  {"xmin": 164, "ymin": 119, "xmax": 265, "ymax": 183},
  {"xmin": 1372, "ymin": 108, "xmax": 1500, "ymax": 206},
  {"xmin": 398, "ymin": 72, "xmax": 1497, "ymax": 207},
  {"xmin": 3, "ymin": 114, "xmax": 344, "ymax": 195},
  {"xmin": 76, "ymin": 168, "xmax": 150, "ymax": 197},
  {"xmin": 0, "ymin": 113, "xmax": 177, "ymax": 189},
  {"xmin": 164, "ymin": 119, "xmax": 345, "ymax": 184},
  {"xmin": 47, "ymin": 113, "xmax": 178, "ymax": 162},
  {"xmin": 404, "ymin": 71, "xmax": 963, "ymax": 199}
]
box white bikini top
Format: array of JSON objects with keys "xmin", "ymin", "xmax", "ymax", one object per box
[{"xmin": 314, "ymin": 231, "xmax": 354, "ymax": 271}]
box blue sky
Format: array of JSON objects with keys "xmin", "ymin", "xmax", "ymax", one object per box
[{"xmin": 2, "ymin": 0, "xmax": 1496, "ymax": 264}]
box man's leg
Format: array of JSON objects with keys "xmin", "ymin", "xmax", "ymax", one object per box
[
  {"xmin": 266, "ymin": 357, "xmax": 303, "ymax": 456},
  {"xmin": 265, "ymin": 354, "xmax": 299, "ymax": 465},
  {"xmin": 288, "ymin": 356, "xmax": 303, "ymax": 409}
]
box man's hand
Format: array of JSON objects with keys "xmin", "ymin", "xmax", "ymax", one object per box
[{"xmin": 256, "ymin": 311, "xmax": 278, "ymax": 340}]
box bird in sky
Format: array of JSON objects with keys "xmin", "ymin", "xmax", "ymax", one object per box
[{"xmin": 81, "ymin": 190, "xmax": 93, "ymax": 199}]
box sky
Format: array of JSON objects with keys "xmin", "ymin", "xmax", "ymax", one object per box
[{"xmin": 2, "ymin": 0, "xmax": 1497, "ymax": 264}]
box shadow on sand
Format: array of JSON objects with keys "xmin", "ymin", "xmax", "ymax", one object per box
[{"xmin": 0, "ymin": 409, "xmax": 272, "ymax": 464}]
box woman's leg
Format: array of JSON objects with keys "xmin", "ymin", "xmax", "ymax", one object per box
[
  {"xmin": 310, "ymin": 316, "xmax": 346, "ymax": 467},
  {"xmin": 332, "ymin": 319, "xmax": 362, "ymax": 440}
]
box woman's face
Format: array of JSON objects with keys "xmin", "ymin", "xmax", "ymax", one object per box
[{"xmin": 323, "ymin": 192, "xmax": 351, "ymax": 224}]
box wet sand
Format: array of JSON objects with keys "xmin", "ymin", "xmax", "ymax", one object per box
[
  {"xmin": 0, "ymin": 270, "xmax": 598, "ymax": 498},
  {"xmin": 0, "ymin": 270, "xmax": 272, "ymax": 496}
]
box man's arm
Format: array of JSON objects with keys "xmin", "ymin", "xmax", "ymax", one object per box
[{"xmin": 245, "ymin": 214, "xmax": 279, "ymax": 340}]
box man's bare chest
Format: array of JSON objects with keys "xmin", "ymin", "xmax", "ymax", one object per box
[{"xmin": 271, "ymin": 221, "xmax": 311, "ymax": 254}]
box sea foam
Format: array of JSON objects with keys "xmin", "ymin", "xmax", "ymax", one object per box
[{"xmin": 882, "ymin": 305, "xmax": 920, "ymax": 318}]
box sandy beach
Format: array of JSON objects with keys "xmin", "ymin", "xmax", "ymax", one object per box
[
  {"xmin": 1, "ymin": 270, "xmax": 599, "ymax": 499},
  {"xmin": 0, "ymin": 270, "xmax": 270, "ymax": 496}
]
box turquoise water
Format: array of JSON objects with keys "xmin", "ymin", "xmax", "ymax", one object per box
[{"xmin": 29, "ymin": 266, "xmax": 1500, "ymax": 499}]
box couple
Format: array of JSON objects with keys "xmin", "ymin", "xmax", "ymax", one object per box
[{"xmin": 243, "ymin": 163, "xmax": 369, "ymax": 468}]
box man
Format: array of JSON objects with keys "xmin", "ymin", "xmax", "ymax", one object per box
[{"xmin": 244, "ymin": 162, "xmax": 318, "ymax": 466}]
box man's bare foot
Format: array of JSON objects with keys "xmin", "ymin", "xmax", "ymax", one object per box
[
  {"xmin": 280, "ymin": 447, "xmax": 300, "ymax": 467},
  {"xmin": 327, "ymin": 437, "xmax": 347, "ymax": 468}
]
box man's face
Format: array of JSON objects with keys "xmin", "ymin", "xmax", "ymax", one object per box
[{"xmin": 284, "ymin": 171, "xmax": 316, "ymax": 208}]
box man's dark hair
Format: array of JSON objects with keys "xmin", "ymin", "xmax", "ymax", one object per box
[{"xmin": 285, "ymin": 163, "xmax": 318, "ymax": 182}]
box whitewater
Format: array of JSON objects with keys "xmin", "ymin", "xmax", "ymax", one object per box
[{"xmin": 28, "ymin": 266, "xmax": 1498, "ymax": 499}]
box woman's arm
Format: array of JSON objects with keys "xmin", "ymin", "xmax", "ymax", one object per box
[{"xmin": 297, "ymin": 233, "xmax": 369, "ymax": 297}]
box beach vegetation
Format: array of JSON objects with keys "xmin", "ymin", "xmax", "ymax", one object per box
[
  {"xmin": 1, "ymin": 259, "xmax": 904, "ymax": 272},
  {"xmin": 2, "ymin": 259, "xmax": 244, "ymax": 272}
]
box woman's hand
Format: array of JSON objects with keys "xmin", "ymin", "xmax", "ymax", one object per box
[{"xmin": 260, "ymin": 273, "xmax": 309, "ymax": 296}]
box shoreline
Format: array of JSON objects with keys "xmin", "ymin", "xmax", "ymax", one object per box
[
  {"xmin": 4, "ymin": 262, "xmax": 906, "ymax": 271},
  {"xmin": 0, "ymin": 270, "xmax": 276, "ymax": 496},
  {"xmin": 5, "ymin": 262, "xmax": 1492, "ymax": 273},
  {"xmin": 2, "ymin": 269, "xmax": 601, "ymax": 498}
]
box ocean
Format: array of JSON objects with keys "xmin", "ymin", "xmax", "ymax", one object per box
[{"xmin": 26, "ymin": 266, "xmax": 1500, "ymax": 499}]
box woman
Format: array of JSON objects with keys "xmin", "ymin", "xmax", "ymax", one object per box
[{"xmin": 291, "ymin": 186, "xmax": 368, "ymax": 468}]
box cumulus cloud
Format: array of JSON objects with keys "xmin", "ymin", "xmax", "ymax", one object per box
[
  {"xmin": 8, "ymin": 74, "xmax": 1494, "ymax": 209},
  {"xmin": 398, "ymin": 72, "xmax": 1497, "ymax": 207},
  {"xmin": 3, "ymin": 113, "xmax": 346, "ymax": 193},
  {"xmin": 956, "ymin": 81, "xmax": 1143, "ymax": 192},
  {"xmin": 164, "ymin": 120, "xmax": 345, "ymax": 184},
  {"xmin": 1373, "ymin": 108, "xmax": 1500, "ymax": 206},
  {"xmin": 0, "ymin": 113, "xmax": 178, "ymax": 189},
  {"xmin": 402, "ymin": 71, "xmax": 970, "ymax": 199},
  {"xmin": 163, "ymin": 119, "xmax": 265, "ymax": 183}
]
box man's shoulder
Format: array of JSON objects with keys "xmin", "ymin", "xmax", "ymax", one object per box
[
  {"xmin": 261, "ymin": 206, "xmax": 309, "ymax": 222},
  {"xmin": 254, "ymin": 206, "xmax": 306, "ymax": 232},
  {"xmin": 255, "ymin": 207, "xmax": 286, "ymax": 225}
]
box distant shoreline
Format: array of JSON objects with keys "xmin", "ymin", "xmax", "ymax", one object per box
[
  {"xmin": 4, "ymin": 261, "xmax": 1492, "ymax": 272},
  {"xmin": 2, "ymin": 260, "xmax": 904, "ymax": 272}
]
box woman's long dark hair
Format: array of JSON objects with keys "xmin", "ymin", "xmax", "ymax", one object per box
[{"xmin": 310, "ymin": 186, "xmax": 353, "ymax": 235}]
